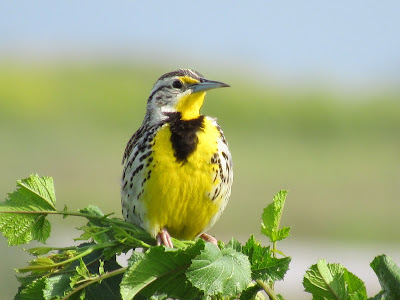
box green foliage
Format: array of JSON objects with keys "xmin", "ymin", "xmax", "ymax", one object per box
[
  {"xmin": 186, "ymin": 242, "xmax": 251, "ymax": 297},
  {"xmin": 1, "ymin": 63, "xmax": 400, "ymax": 248},
  {"xmin": 303, "ymin": 259, "xmax": 367, "ymax": 300},
  {"xmin": 0, "ymin": 175, "xmax": 56, "ymax": 245},
  {"xmin": 1, "ymin": 175, "xmax": 399, "ymax": 299},
  {"xmin": 242, "ymin": 235, "xmax": 291, "ymax": 283},
  {"xmin": 120, "ymin": 244, "xmax": 202, "ymax": 299},
  {"xmin": 370, "ymin": 255, "xmax": 400, "ymax": 299},
  {"xmin": 261, "ymin": 190, "xmax": 291, "ymax": 243}
]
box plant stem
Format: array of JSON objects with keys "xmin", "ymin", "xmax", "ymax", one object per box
[
  {"xmin": 256, "ymin": 280, "xmax": 278, "ymax": 300},
  {"xmin": 0, "ymin": 209, "xmax": 153, "ymax": 248},
  {"xmin": 18, "ymin": 242, "xmax": 119, "ymax": 272},
  {"xmin": 61, "ymin": 267, "xmax": 127, "ymax": 300},
  {"xmin": 272, "ymin": 242, "xmax": 277, "ymax": 258},
  {"xmin": 0, "ymin": 209, "xmax": 108, "ymax": 219}
]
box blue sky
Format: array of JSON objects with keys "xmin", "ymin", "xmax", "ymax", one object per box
[{"xmin": 2, "ymin": 1, "xmax": 399, "ymax": 85}]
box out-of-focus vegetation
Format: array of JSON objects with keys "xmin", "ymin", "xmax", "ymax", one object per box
[
  {"xmin": 0, "ymin": 63, "xmax": 400, "ymax": 240},
  {"xmin": 1, "ymin": 62, "xmax": 399, "ymax": 241},
  {"xmin": 0, "ymin": 61, "xmax": 399, "ymax": 298}
]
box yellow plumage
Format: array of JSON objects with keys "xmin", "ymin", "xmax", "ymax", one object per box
[
  {"xmin": 121, "ymin": 69, "xmax": 232, "ymax": 246},
  {"xmin": 144, "ymin": 118, "xmax": 223, "ymax": 239}
]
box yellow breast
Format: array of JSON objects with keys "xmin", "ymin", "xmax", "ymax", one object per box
[{"xmin": 142, "ymin": 117, "xmax": 223, "ymax": 239}]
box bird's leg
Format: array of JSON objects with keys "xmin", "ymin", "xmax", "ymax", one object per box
[
  {"xmin": 156, "ymin": 227, "xmax": 173, "ymax": 248},
  {"xmin": 200, "ymin": 233, "xmax": 218, "ymax": 246}
]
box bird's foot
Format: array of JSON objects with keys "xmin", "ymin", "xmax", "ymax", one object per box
[
  {"xmin": 156, "ymin": 228, "xmax": 173, "ymax": 248},
  {"xmin": 200, "ymin": 233, "xmax": 218, "ymax": 246}
]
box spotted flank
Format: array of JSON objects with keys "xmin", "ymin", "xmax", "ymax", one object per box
[{"xmin": 121, "ymin": 69, "xmax": 232, "ymax": 243}]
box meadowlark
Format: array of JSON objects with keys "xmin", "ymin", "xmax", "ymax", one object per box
[{"xmin": 121, "ymin": 69, "xmax": 233, "ymax": 247}]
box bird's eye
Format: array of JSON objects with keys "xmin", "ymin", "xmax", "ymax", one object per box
[{"xmin": 172, "ymin": 80, "xmax": 183, "ymax": 89}]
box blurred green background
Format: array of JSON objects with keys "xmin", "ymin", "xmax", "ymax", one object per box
[
  {"xmin": 1, "ymin": 61, "xmax": 399, "ymax": 298},
  {"xmin": 1, "ymin": 61, "xmax": 399, "ymax": 240},
  {"xmin": 1, "ymin": 1, "xmax": 400, "ymax": 299}
]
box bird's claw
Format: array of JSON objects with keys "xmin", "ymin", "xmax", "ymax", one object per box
[
  {"xmin": 156, "ymin": 228, "xmax": 174, "ymax": 248},
  {"xmin": 200, "ymin": 233, "xmax": 218, "ymax": 246}
]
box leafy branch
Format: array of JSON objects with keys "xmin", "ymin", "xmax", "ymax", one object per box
[{"xmin": 1, "ymin": 174, "xmax": 399, "ymax": 299}]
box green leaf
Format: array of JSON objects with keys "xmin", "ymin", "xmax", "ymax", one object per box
[
  {"xmin": 303, "ymin": 259, "xmax": 367, "ymax": 300},
  {"xmin": 344, "ymin": 269, "xmax": 368, "ymax": 300},
  {"xmin": 80, "ymin": 251, "xmax": 124, "ymax": 300},
  {"xmin": 239, "ymin": 284, "xmax": 262, "ymax": 300},
  {"xmin": 370, "ymin": 255, "xmax": 400, "ymax": 299},
  {"xmin": 303, "ymin": 260, "xmax": 345, "ymax": 299},
  {"xmin": 187, "ymin": 242, "xmax": 252, "ymax": 297},
  {"xmin": 368, "ymin": 291, "xmax": 386, "ymax": 300},
  {"xmin": 226, "ymin": 237, "xmax": 242, "ymax": 252},
  {"xmin": 31, "ymin": 215, "xmax": 51, "ymax": 243},
  {"xmin": 127, "ymin": 251, "xmax": 145, "ymax": 267},
  {"xmin": 43, "ymin": 274, "xmax": 72, "ymax": 300},
  {"xmin": 42, "ymin": 245, "xmax": 123, "ymax": 300},
  {"xmin": 0, "ymin": 174, "xmax": 56, "ymax": 245},
  {"xmin": 242, "ymin": 235, "xmax": 291, "ymax": 282},
  {"xmin": 19, "ymin": 175, "xmax": 57, "ymax": 209},
  {"xmin": 17, "ymin": 256, "xmax": 58, "ymax": 275},
  {"xmin": 25, "ymin": 246, "xmax": 57, "ymax": 256},
  {"xmin": 99, "ymin": 260, "xmax": 105, "ymax": 276},
  {"xmin": 261, "ymin": 190, "xmax": 290, "ymax": 242},
  {"xmin": 111, "ymin": 224, "xmax": 150, "ymax": 249},
  {"xmin": 78, "ymin": 205, "xmax": 154, "ymax": 248},
  {"xmin": 76, "ymin": 206, "xmax": 119, "ymax": 246},
  {"xmin": 75, "ymin": 224, "xmax": 112, "ymax": 244},
  {"xmin": 74, "ymin": 258, "xmax": 92, "ymax": 284},
  {"xmin": 120, "ymin": 241, "xmax": 204, "ymax": 300},
  {"xmin": 80, "ymin": 205, "xmax": 105, "ymax": 218},
  {"xmin": 18, "ymin": 248, "xmax": 81, "ymax": 275},
  {"xmin": 15, "ymin": 277, "xmax": 46, "ymax": 300}
]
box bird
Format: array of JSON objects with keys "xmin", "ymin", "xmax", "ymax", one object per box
[{"xmin": 121, "ymin": 69, "xmax": 233, "ymax": 247}]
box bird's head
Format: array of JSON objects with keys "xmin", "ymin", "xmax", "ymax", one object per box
[{"xmin": 145, "ymin": 69, "xmax": 229, "ymax": 124}]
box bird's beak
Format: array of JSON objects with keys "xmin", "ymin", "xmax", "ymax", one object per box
[{"xmin": 191, "ymin": 79, "xmax": 230, "ymax": 94}]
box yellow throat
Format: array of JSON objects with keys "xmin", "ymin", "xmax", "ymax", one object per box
[{"xmin": 175, "ymin": 76, "xmax": 206, "ymax": 120}]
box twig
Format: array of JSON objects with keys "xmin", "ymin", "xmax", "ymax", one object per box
[
  {"xmin": 256, "ymin": 280, "xmax": 279, "ymax": 300},
  {"xmin": 61, "ymin": 267, "xmax": 127, "ymax": 300}
]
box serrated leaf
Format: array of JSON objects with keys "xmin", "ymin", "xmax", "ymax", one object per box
[
  {"xmin": 261, "ymin": 190, "xmax": 291, "ymax": 242},
  {"xmin": 18, "ymin": 248, "xmax": 79, "ymax": 275},
  {"xmin": 81, "ymin": 250, "xmax": 124, "ymax": 300},
  {"xmin": 127, "ymin": 251, "xmax": 145, "ymax": 267},
  {"xmin": 243, "ymin": 235, "xmax": 290, "ymax": 282},
  {"xmin": 121, "ymin": 241, "xmax": 204, "ymax": 300},
  {"xmin": 187, "ymin": 242, "xmax": 252, "ymax": 297},
  {"xmin": 75, "ymin": 224, "xmax": 112, "ymax": 243},
  {"xmin": 368, "ymin": 291, "xmax": 386, "ymax": 300},
  {"xmin": 31, "ymin": 215, "xmax": 51, "ymax": 243},
  {"xmin": 110, "ymin": 220, "xmax": 155, "ymax": 246},
  {"xmin": 0, "ymin": 175, "xmax": 56, "ymax": 245},
  {"xmin": 303, "ymin": 259, "xmax": 366, "ymax": 300},
  {"xmin": 226, "ymin": 237, "xmax": 242, "ymax": 252},
  {"xmin": 344, "ymin": 269, "xmax": 368, "ymax": 300},
  {"xmin": 111, "ymin": 225, "xmax": 148, "ymax": 248},
  {"xmin": 75, "ymin": 258, "xmax": 91, "ymax": 280},
  {"xmin": 370, "ymin": 255, "xmax": 400, "ymax": 299},
  {"xmin": 239, "ymin": 284, "xmax": 262, "ymax": 300},
  {"xmin": 43, "ymin": 245, "xmax": 123, "ymax": 300},
  {"xmin": 15, "ymin": 277, "xmax": 46, "ymax": 300},
  {"xmin": 17, "ymin": 257, "xmax": 57, "ymax": 274},
  {"xmin": 44, "ymin": 274, "xmax": 72, "ymax": 300}
]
